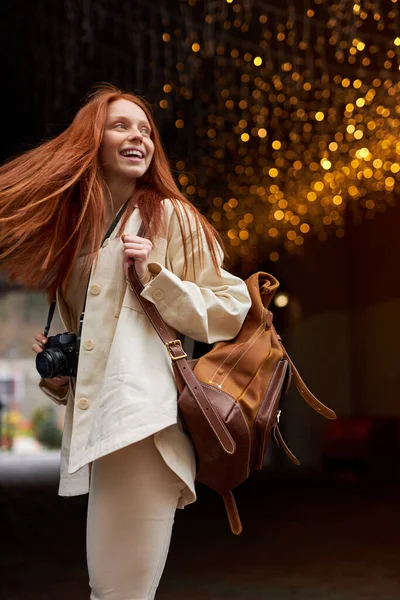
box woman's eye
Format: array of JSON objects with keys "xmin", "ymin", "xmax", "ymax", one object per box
[
  {"xmin": 114, "ymin": 123, "xmax": 126, "ymax": 129},
  {"xmin": 141, "ymin": 128, "xmax": 150, "ymax": 135}
]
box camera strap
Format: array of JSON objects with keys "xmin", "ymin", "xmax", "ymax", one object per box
[{"xmin": 44, "ymin": 198, "xmax": 134, "ymax": 339}]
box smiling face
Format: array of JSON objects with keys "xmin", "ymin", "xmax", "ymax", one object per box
[{"xmin": 99, "ymin": 98, "xmax": 155, "ymax": 188}]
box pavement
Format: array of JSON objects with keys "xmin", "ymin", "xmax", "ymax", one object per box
[
  {"xmin": 0, "ymin": 449, "xmax": 399, "ymax": 600},
  {"xmin": 0, "ymin": 446, "xmax": 60, "ymax": 485}
]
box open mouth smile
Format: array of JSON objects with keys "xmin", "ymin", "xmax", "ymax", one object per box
[{"xmin": 120, "ymin": 148, "xmax": 145, "ymax": 161}]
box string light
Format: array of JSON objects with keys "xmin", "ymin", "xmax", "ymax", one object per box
[{"xmin": 160, "ymin": 0, "xmax": 400, "ymax": 262}]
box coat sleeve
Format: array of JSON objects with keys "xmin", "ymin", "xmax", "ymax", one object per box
[
  {"xmin": 39, "ymin": 377, "xmax": 71, "ymax": 406},
  {"xmin": 140, "ymin": 208, "xmax": 251, "ymax": 344}
]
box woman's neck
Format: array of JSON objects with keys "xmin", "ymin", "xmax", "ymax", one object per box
[{"xmin": 104, "ymin": 177, "xmax": 137, "ymax": 216}]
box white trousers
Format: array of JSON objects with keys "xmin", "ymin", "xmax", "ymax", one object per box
[{"xmin": 87, "ymin": 436, "xmax": 186, "ymax": 600}]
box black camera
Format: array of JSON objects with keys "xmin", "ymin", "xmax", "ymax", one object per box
[{"xmin": 36, "ymin": 332, "xmax": 78, "ymax": 379}]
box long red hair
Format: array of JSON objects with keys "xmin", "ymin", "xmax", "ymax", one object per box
[{"xmin": 0, "ymin": 83, "xmax": 223, "ymax": 300}]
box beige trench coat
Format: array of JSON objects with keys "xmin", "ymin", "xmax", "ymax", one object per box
[{"xmin": 39, "ymin": 200, "xmax": 251, "ymax": 508}]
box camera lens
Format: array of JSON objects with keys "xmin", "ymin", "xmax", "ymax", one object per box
[{"xmin": 36, "ymin": 349, "xmax": 66, "ymax": 379}]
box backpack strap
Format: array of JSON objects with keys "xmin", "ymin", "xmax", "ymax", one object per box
[
  {"xmin": 126, "ymin": 261, "xmax": 236, "ymax": 456},
  {"xmin": 276, "ymin": 334, "xmax": 337, "ymax": 420},
  {"xmin": 221, "ymin": 491, "xmax": 242, "ymax": 536},
  {"xmin": 272, "ymin": 423, "xmax": 301, "ymax": 465}
]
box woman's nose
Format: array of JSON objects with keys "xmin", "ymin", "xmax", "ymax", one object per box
[{"xmin": 127, "ymin": 128, "xmax": 143, "ymax": 141}]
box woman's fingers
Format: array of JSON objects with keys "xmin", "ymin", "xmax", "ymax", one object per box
[
  {"xmin": 123, "ymin": 239, "xmax": 152, "ymax": 264},
  {"xmin": 122, "ymin": 235, "xmax": 152, "ymax": 280},
  {"xmin": 123, "ymin": 243, "xmax": 152, "ymax": 254},
  {"xmin": 49, "ymin": 376, "xmax": 69, "ymax": 386},
  {"xmin": 123, "ymin": 241, "xmax": 152, "ymax": 248},
  {"xmin": 32, "ymin": 343, "xmax": 44, "ymax": 354},
  {"xmin": 124, "ymin": 248, "xmax": 149, "ymax": 261},
  {"xmin": 122, "ymin": 234, "xmax": 151, "ymax": 244},
  {"xmin": 32, "ymin": 333, "xmax": 47, "ymax": 354},
  {"xmin": 122, "ymin": 236, "xmax": 152, "ymax": 250}
]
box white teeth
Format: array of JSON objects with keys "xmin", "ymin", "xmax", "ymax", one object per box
[{"xmin": 121, "ymin": 149, "xmax": 143, "ymax": 158}]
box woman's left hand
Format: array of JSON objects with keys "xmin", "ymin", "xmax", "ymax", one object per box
[{"xmin": 122, "ymin": 234, "xmax": 153, "ymax": 280}]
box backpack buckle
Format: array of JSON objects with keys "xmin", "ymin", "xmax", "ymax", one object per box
[{"xmin": 166, "ymin": 340, "xmax": 188, "ymax": 361}]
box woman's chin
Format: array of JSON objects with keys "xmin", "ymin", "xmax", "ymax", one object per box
[{"xmin": 118, "ymin": 166, "xmax": 148, "ymax": 180}]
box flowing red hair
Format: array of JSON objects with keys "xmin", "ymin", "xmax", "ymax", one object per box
[{"xmin": 0, "ymin": 83, "xmax": 224, "ymax": 300}]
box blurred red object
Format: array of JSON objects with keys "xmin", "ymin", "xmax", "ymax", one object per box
[{"xmin": 322, "ymin": 416, "xmax": 400, "ymax": 479}]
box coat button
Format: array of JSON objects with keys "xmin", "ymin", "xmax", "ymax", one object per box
[
  {"xmin": 152, "ymin": 289, "xmax": 164, "ymax": 301},
  {"xmin": 84, "ymin": 339, "xmax": 94, "ymax": 351},
  {"xmin": 78, "ymin": 398, "xmax": 89, "ymax": 410},
  {"xmin": 90, "ymin": 284, "xmax": 101, "ymax": 295}
]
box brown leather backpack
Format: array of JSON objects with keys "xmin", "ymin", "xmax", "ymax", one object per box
[{"xmin": 128, "ymin": 268, "xmax": 337, "ymax": 535}]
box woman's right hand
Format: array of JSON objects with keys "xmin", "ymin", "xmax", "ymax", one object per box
[{"xmin": 32, "ymin": 333, "xmax": 69, "ymax": 387}]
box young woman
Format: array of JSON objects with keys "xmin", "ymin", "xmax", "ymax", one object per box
[{"xmin": 0, "ymin": 84, "xmax": 251, "ymax": 599}]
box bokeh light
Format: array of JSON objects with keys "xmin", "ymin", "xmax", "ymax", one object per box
[{"xmin": 160, "ymin": 0, "xmax": 400, "ymax": 261}]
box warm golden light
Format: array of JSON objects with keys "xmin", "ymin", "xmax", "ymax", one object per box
[
  {"xmin": 356, "ymin": 148, "xmax": 369, "ymax": 159},
  {"xmin": 274, "ymin": 292, "xmax": 289, "ymax": 308},
  {"xmin": 162, "ymin": 1, "xmax": 400, "ymax": 261}
]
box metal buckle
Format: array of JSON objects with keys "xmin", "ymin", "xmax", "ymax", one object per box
[{"xmin": 166, "ymin": 340, "xmax": 188, "ymax": 361}]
